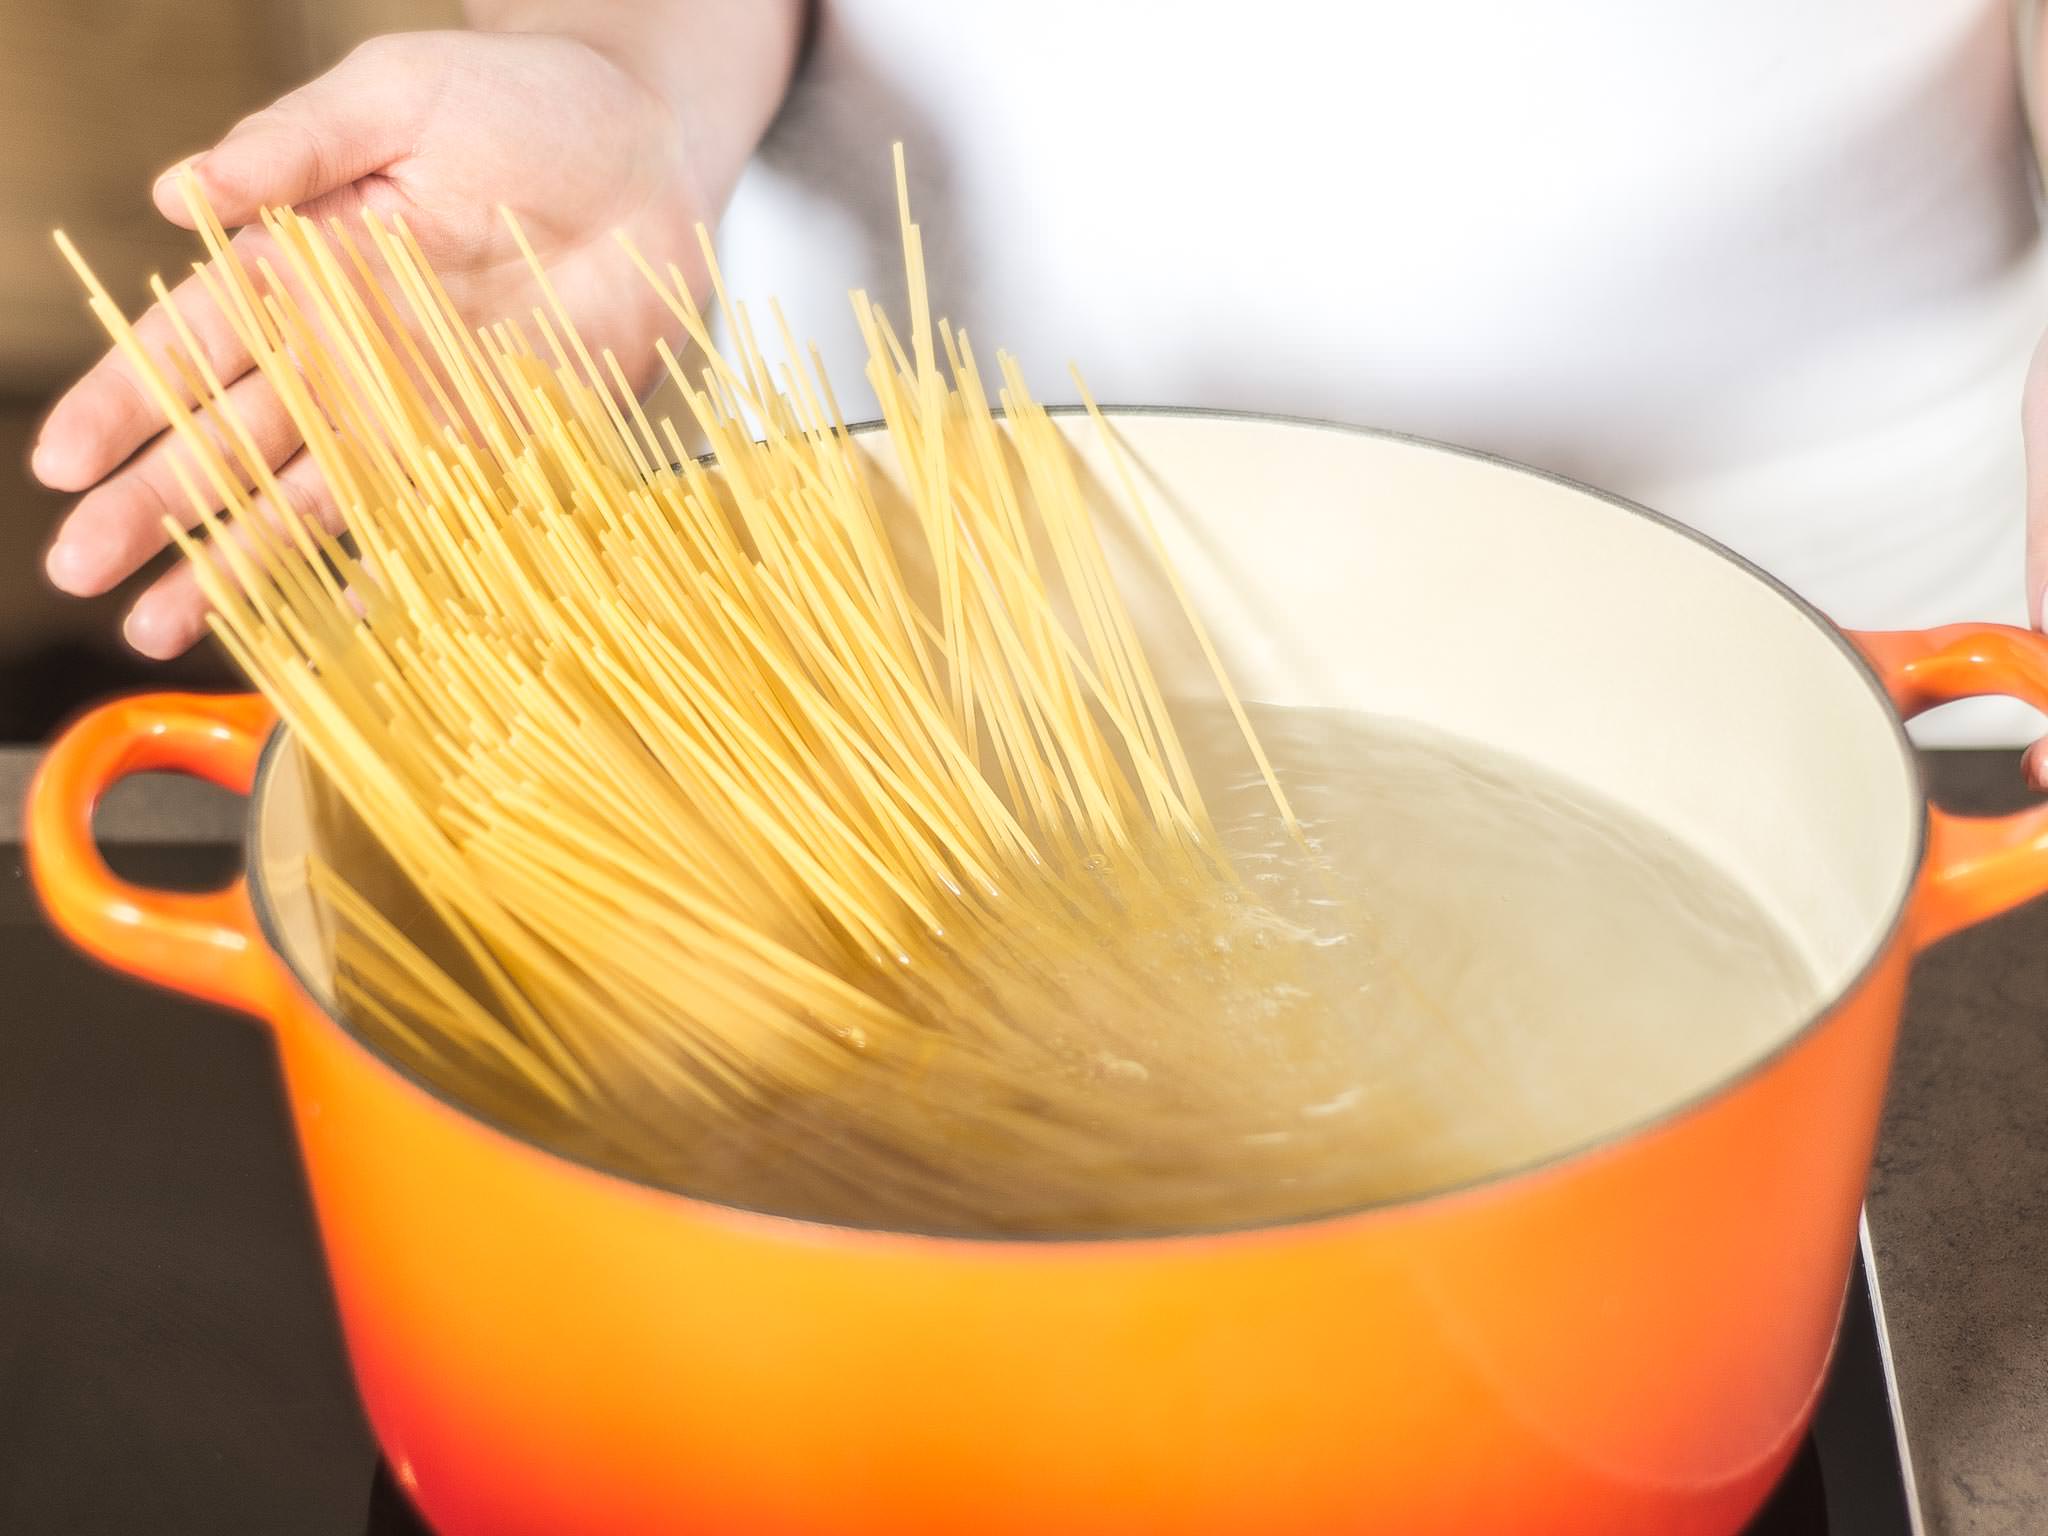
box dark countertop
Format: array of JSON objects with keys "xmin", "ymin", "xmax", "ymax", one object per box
[
  {"xmin": 0, "ymin": 747, "xmax": 2042, "ymax": 1535},
  {"xmin": 1871, "ymin": 751, "xmax": 2048, "ymax": 1536},
  {"xmin": 0, "ymin": 834, "xmax": 376, "ymax": 1534}
]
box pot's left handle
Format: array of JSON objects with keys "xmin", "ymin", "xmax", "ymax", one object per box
[
  {"xmin": 1854, "ymin": 625, "xmax": 2048, "ymax": 949},
  {"xmin": 27, "ymin": 692, "xmax": 279, "ymax": 1017}
]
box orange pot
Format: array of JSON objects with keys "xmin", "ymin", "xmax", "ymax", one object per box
[{"xmin": 27, "ymin": 411, "xmax": 2048, "ymax": 1536}]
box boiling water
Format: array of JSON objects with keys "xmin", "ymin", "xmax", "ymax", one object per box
[
  {"xmin": 320, "ymin": 702, "xmax": 1822, "ymax": 1236},
  {"xmin": 1153, "ymin": 702, "xmax": 1821, "ymax": 1208}
]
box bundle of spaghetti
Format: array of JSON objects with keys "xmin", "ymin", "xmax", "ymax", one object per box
[{"xmin": 56, "ymin": 152, "xmax": 1332, "ymax": 1230}]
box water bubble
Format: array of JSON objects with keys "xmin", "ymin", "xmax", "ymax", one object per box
[{"xmin": 1300, "ymin": 1085, "xmax": 1364, "ymax": 1118}]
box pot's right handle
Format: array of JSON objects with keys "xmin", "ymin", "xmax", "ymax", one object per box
[
  {"xmin": 27, "ymin": 693, "xmax": 279, "ymax": 1016},
  {"xmin": 1854, "ymin": 625, "xmax": 2048, "ymax": 949}
]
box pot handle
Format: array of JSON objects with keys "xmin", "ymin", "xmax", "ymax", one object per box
[
  {"xmin": 1853, "ymin": 625, "xmax": 2048, "ymax": 949},
  {"xmin": 27, "ymin": 692, "xmax": 280, "ymax": 1016}
]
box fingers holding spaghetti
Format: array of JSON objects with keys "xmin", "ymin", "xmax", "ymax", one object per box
[
  {"xmin": 44, "ymin": 368, "xmax": 303, "ymax": 599},
  {"xmin": 34, "ymin": 228, "xmax": 275, "ymax": 494},
  {"xmin": 124, "ymin": 450, "xmax": 343, "ymax": 659}
]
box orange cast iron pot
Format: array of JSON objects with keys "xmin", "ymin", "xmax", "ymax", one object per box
[{"xmin": 26, "ymin": 412, "xmax": 2048, "ymax": 1536}]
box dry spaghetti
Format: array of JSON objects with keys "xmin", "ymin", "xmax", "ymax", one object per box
[{"xmin": 55, "ymin": 150, "xmax": 1350, "ymax": 1233}]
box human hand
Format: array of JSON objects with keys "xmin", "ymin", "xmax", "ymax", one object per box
[
  {"xmin": 34, "ymin": 30, "xmax": 710, "ymax": 657},
  {"xmin": 2025, "ymin": 332, "xmax": 2048, "ymax": 786}
]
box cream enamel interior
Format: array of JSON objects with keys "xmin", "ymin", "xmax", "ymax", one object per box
[{"xmin": 253, "ymin": 409, "xmax": 1925, "ymax": 1150}]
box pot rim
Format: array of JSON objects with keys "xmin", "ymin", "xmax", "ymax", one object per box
[{"xmin": 244, "ymin": 403, "xmax": 1929, "ymax": 1245}]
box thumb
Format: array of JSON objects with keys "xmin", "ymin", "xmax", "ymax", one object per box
[{"xmin": 151, "ymin": 36, "xmax": 424, "ymax": 226}]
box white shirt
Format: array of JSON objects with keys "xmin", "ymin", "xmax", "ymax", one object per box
[{"xmin": 719, "ymin": 0, "xmax": 2048, "ymax": 742}]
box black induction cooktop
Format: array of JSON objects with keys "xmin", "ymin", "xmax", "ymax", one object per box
[{"xmin": 0, "ymin": 843, "xmax": 1924, "ymax": 1535}]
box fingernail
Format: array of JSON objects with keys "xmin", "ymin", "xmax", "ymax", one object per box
[
  {"xmin": 123, "ymin": 604, "xmax": 162, "ymax": 656},
  {"xmin": 44, "ymin": 537, "xmax": 86, "ymax": 591},
  {"xmin": 153, "ymin": 155, "xmax": 203, "ymax": 196}
]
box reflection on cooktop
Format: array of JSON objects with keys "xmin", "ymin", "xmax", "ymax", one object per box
[
  {"xmin": 358, "ymin": 1434, "xmax": 1835, "ymax": 1536},
  {"xmin": 1747, "ymin": 1437, "xmax": 1830, "ymax": 1535}
]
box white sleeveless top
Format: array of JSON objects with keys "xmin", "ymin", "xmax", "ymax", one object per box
[{"xmin": 718, "ymin": 0, "xmax": 2048, "ymax": 743}]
